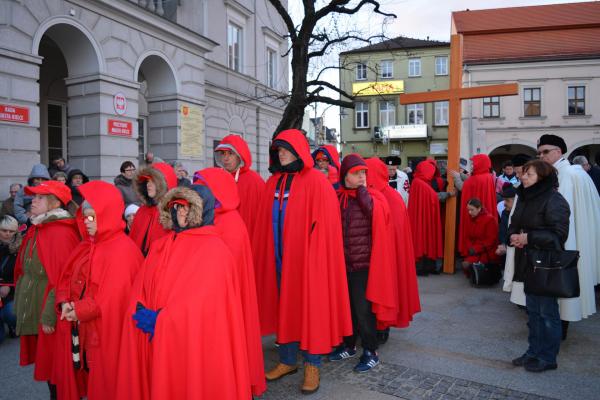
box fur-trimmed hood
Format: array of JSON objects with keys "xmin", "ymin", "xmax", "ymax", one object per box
[
  {"xmin": 158, "ymin": 187, "xmax": 205, "ymax": 231},
  {"xmin": 133, "ymin": 163, "xmax": 178, "ymax": 206}
]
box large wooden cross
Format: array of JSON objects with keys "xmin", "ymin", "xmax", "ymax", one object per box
[{"xmin": 399, "ymin": 34, "xmax": 518, "ymax": 274}]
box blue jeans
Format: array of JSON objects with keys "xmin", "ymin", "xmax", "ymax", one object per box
[
  {"xmin": 525, "ymin": 294, "xmax": 561, "ymax": 364},
  {"xmin": 0, "ymin": 300, "xmax": 16, "ymax": 344},
  {"xmin": 279, "ymin": 342, "xmax": 321, "ymax": 367}
]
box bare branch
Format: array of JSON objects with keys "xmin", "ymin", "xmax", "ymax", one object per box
[
  {"xmin": 307, "ymin": 80, "xmax": 354, "ymax": 99},
  {"xmin": 307, "ymin": 94, "xmax": 355, "ymax": 109},
  {"xmin": 315, "ymin": 0, "xmax": 397, "ymax": 21},
  {"xmin": 309, "ymin": 34, "xmax": 379, "ymax": 58},
  {"xmin": 266, "ymin": 0, "xmax": 297, "ymax": 40}
]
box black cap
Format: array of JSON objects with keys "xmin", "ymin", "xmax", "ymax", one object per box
[
  {"xmin": 512, "ymin": 153, "xmax": 533, "ymax": 167},
  {"xmin": 383, "ymin": 156, "xmax": 401, "ymax": 166},
  {"xmin": 501, "ymin": 183, "xmax": 516, "ymax": 199},
  {"xmin": 537, "ymin": 134, "xmax": 567, "ymax": 154}
]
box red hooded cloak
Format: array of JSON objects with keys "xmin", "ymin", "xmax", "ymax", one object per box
[
  {"xmin": 116, "ymin": 188, "xmax": 252, "ymax": 400},
  {"xmin": 366, "ymin": 158, "xmax": 421, "ymax": 327},
  {"xmin": 463, "ymin": 207, "xmax": 500, "ymax": 264},
  {"xmin": 408, "ymin": 162, "xmax": 443, "ymax": 260},
  {"xmin": 252, "ymin": 129, "xmax": 352, "ymax": 354},
  {"xmin": 459, "ymin": 154, "xmax": 497, "ymax": 255},
  {"xmin": 52, "ymin": 181, "xmax": 143, "ymax": 400},
  {"xmin": 129, "ymin": 162, "xmax": 177, "ymax": 256},
  {"xmin": 215, "ymin": 135, "xmax": 265, "ymax": 237},
  {"xmin": 193, "ymin": 168, "xmax": 266, "ymax": 396}
]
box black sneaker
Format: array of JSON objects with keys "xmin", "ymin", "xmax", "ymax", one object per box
[
  {"xmin": 512, "ymin": 354, "xmax": 535, "ymax": 367},
  {"xmin": 524, "ymin": 358, "xmax": 557, "ymax": 373}
]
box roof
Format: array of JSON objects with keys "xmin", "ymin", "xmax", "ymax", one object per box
[
  {"xmin": 340, "ymin": 36, "xmax": 449, "ymax": 56},
  {"xmin": 452, "ymin": 2, "xmax": 600, "ymax": 64}
]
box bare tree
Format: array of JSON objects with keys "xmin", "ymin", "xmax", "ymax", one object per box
[{"xmin": 267, "ymin": 0, "xmax": 396, "ymax": 136}]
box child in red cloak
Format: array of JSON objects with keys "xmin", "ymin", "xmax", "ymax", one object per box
[
  {"xmin": 365, "ymin": 157, "xmax": 421, "ymax": 334},
  {"xmin": 330, "ymin": 154, "xmax": 398, "ymax": 373},
  {"xmin": 408, "ymin": 161, "xmax": 443, "ymax": 276},
  {"xmin": 116, "ymin": 185, "xmax": 253, "ymax": 400},
  {"xmin": 312, "ymin": 145, "xmax": 341, "ymax": 189},
  {"xmin": 461, "ymin": 197, "xmax": 500, "ymax": 277},
  {"xmin": 214, "ymin": 134, "xmax": 266, "ymax": 237},
  {"xmin": 129, "ymin": 162, "xmax": 177, "ymax": 256},
  {"xmin": 52, "ymin": 181, "xmax": 143, "ymax": 400},
  {"xmin": 192, "ymin": 168, "xmax": 266, "ymax": 397},
  {"xmin": 13, "ymin": 181, "xmax": 80, "ymax": 399},
  {"xmin": 459, "ymin": 154, "xmax": 497, "ymax": 256},
  {"xmin": 254, "ymin": 129, "xmax": 352, "ymax": 395}
]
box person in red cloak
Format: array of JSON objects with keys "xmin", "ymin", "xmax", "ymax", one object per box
[
  {"xmin": 13, "ymin": 180, "xmax": 80, "ymax": 399},
  {"xmin": 461, "ymin": 197, "xmax": 500, "ymax": 277},
  {"xmin": 129, "ymin": 162, "xmax": 177, "ymax": 256},
  {"xmin": 329, "ymin": 154, "xmax": 398, "ymax": 373},
  {"xmin": 365, "ymin": 157, "xmax": 421, "ymax": 335},
  {"xmin": 254, "ymin": 129, "xmax": 352, "ymax": 395},
  {"xmin": 116, "ymin": 185, "xmax": 253, "ymax": 400},
  {"xmin": 52, "ymin": 181, "xmax": 143, "ymax": 400},
  {"xmin": 459, "ymin": 154, "xmax": 497, "ymax": 256},
  {"xmin": 214, "ymin": 134, "xmax": 265, "ymax": 237},
  {"xmin": 312, "ymin": 145, "xmax": 341, "ymax": 189},
  {"xmin": 408, "ymin": 161, "xmax": 443, "ymax": 276},
  {"xmin": 192, "ymin": 168, "xmax": 266, "ymax": 396}
]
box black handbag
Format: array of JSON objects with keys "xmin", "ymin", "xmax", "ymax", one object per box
[
  {"xmin": 470, "ymin": 262, "xmax": 501, "ymax": 287},
  {"xmin": 524, "ymin": 244, "xmax": 580, "ymax": 298}
]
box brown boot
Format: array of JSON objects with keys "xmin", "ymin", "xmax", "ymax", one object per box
[
  {"xmin": 265, "ymin": 363, "xmax": 298, "ymax": 381},
  {"xmin": 301, "ymin": 363, "xmax": 320, "ymax": 395}
]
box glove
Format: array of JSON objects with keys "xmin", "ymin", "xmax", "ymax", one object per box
[
  {"xmin": 132, "ymin": 302, "xmax": 161, "ymax": 341},
  {"xmin": 468, "ymin": 248, "xmax": 476, "ymax": 256}
]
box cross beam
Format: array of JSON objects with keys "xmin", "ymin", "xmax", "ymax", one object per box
[{"xmin": 399, "ymin": 34, "xmax": 519, "ymax": 274}]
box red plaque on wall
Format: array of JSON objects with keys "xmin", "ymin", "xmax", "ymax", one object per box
[
  {"xmin": 0, "ymin": 104, "xmax": 30, "ymax": 124},
  {"xmin": 108, "ymin": 119, "xmax": 132, "ymax": 137}
]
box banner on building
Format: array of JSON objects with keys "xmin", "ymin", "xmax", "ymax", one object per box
[
  {"xmin": 0, "ymin": 104, "xmax": 29, "ymax": 124},
  {"xmin": 180, "ymin": 103, "xmax": 204, "ymax": 158},
  {"xmin": 108, "ymin": 119, "xmax": 133, "ymax": 137},
  {"xmin": 383, "ymin": 124, "xmax": 427, "ymax": 139},
  {"xmin": 352, "ymin": 80, "xmax": 404, "ymax": 96}
]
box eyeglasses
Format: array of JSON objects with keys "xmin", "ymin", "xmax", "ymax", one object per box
[
  {"xmin": 536, "ymin": 148, "xmax": 559, "ymax": 157},
  {"xmin": 174, "ymin": 204, "xmax": 189, "ymax": 212},
  {"xmin": 124, "ymin": 168, "xmax": 136, "ymax": 172},
  {"xmin": 85, "ymin": 215, "xmax": 95, "ymax": 222}
]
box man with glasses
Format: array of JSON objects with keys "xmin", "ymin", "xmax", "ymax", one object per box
[
  {"xmin": 536, "ymin": 134, "xmax": 600, "ymax": 337},
  {"xmin": 114, "ymin": 161, "xmax": 141, "ymax": 207},
  {"xmin": 572, "ymin": 155, "xmax": 600, "ymax": 196},
  {"xmin": 0, "ymin": 183, "xmax": 23, "ymax": 218}
]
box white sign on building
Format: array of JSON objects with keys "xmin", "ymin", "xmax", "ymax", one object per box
[{"xmin": 383, "ymin": 124, "xmax": 428, "ymax": 139}]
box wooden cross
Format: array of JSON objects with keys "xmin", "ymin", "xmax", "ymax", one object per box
[{"xmin": 399, "ymin": 34, "xmax": 518, "ymax": 274}]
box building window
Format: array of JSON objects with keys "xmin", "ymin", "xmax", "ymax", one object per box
[
  {"xmin": 408, "ymin": 58, "xmax": 421, "ymax": 77},
  {"xmin": 483, "ymin": 96, "xmax": 500, "ymax": 118},
  {"xmin": 435, "ymin": 56, "xmax": 448, "ymax": 76},
  {"xmin": 434, "ymin": 101, "xmax": 449, "ymax": 125},
  {"xmin": 407, "ymin": 104, "xmax": 424, "ymax": 124},
  {"xmin": 380, "ymin": 60, "xmax": 393, "ymax": 78},
  {"xmin": 355, "ymin": 102, "xmax": 369, "ymax": 128},
  {"xmin": 356, "ymin": 63, "xmax": 367, "ymax": 80},
  {"xmin": 524, "ymin": 88, "xmax": 541, "ymax": 117},
  {"xmin": 267, "ymin": 48, "xmax": 277, "ymax": 89},
  {"xmin": 379, "ymin": 101, "xmax": 395, "ymax": 127},
  {"xmin": 568, "ymin": 86, "xmax": 585, "ymax": 115},
  {"xmin": 228, "ymin": 23, "xmax": 242, "ymax": 72}
]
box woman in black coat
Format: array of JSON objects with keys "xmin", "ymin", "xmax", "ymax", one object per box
[{"xmin": 508, "ymin": 160, "xmax": 570, "ymax": 373}]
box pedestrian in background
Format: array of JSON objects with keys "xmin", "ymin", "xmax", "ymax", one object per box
[
  {"xmin": 14, "ymin": 164, "xmax": 51, "ymax": 225},
  {"xmin": 0, "ymin": 183, "xmax": 22, "ymax": 218},
  {"xmin": 0, "ymin": 215, "xmax": 21, "ymax": 344},
  {"xmin": 114, "ymin": 161, "xmax": 140, "ymax": 206}
]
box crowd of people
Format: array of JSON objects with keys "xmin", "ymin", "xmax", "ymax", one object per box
[{"xmin": 0, "ymin": 131, "xmax": 598, "ymax": 399}]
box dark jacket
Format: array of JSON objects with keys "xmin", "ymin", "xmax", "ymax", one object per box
[
  {"xmin": 114, "ymin": 174, "xmax": 141, "ymax": 206},
  {"xmin": 340, "ymin": 186, "xmax": 373, "ymax": 272},
  {"xmin": 588, "ymin": 165, "xmax": 600, "ymax": 196},
  {"xmin": 0, "ymin": 238, "xmax": 20, "ymax": 303},
  {"xmin": 0, "ymin": 197, "xmax": 15, "ymax": 218},
  {"xmin": 67, "ymin": 169, "xmax": 90, "ymax": 205},
  {"xmin": 499, "ymin": 208, "xmax": 510, "ymax": 245},
  {"xmin": 507, "ymin": 174, "xmax": 570, "ymax": 282}
]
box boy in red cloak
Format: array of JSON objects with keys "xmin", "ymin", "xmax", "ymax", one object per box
[
  {"xmin": 408, "ymin": 161, "xmax": 443, "ymax": 276},
  {"xmin": 215, "ymin": 134, "xmax": 265, "ymax": 237},
  {"xmin": 329, "ymin": 154, "xmax": 398, "ymax": 373},
  {"xmin": 116, "ymin": 185, "xmax": 253, "ymax": 400},
  {"xmin": 459, "ymin": 154, "xmax": 497, "ymax": 256},
  {"xmin": 129, "ymin": 162, "xmax": 177, "ymax": 256},
  {"xmin": 253, "ymin": 129, "xmax": 352, "ymax": 395},
  {"xmin": 461, "ymin": 197, "xmax": 500, "ymax": 278},
  {"xmin": 192, "ymin": 168, "xmax": 266, "ymax": 396},
  {"xmin": 53, "ymin": 181, "xmax": 143, "ymax": 400},
  {"xmin": 312, "ymin": 145, "xmax": 341, "ymax": 189},
  {"xmin": 14, "ymin": 181, "xmax": 80, "ymax": 399},
  {"xmin": 366, "ymin": 157, "xmax": 421, "ymax": 337}
]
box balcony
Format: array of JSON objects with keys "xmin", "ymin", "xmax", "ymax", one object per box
[{"xmin": 130, "ymin": 0, "xmax": 178, "ymax": 22}]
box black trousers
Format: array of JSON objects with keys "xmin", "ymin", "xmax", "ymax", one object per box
[{"xmin": 343, "ymin": 270, "xmax": 378, "ymax": 352}]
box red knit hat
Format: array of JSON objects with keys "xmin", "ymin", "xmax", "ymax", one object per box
[{"xmin": 25, "ymin": 180, "xmax": 72, "ymax": 205}]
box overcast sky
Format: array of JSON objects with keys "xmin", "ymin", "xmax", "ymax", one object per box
[{"xmin": 303, "ymin": 0, "xmax": 594, "ymax": 132}]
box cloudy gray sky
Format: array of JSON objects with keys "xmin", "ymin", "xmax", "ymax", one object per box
[{"xmin": 301, "ymin": 0, "xmax": 593, "ymax": 132}]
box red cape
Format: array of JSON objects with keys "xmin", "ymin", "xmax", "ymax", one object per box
[
  {"xmin": 459, "ymin": 154, "xmax": 497, "ymax": 255},
  {"xmin": 253, "ymin": 129, "xmax": 352, "ymax": 354},
  {"xmin": 367, "ymin": 158, "xmax": 421, "ymax": 327},
  {"xmin": 15, "ymin": 214, "xmax": 80, "ymax": 381},
  {"xmin": 194, "ymin": 168, "xmax": 265, "ymax": 396},
  {"xmin": 463, "ymin": 208, "xmax": 500, "ymax": 264},
  {"xmin": 52, "ymin": 182, "xmax": 143, "ymax": 400},
  {"xmin": 217, "ymin": 135, "xmax": 266, "ymax": 238},
  {"xmin": 116, "ymin": 226, "xmax": 252, "ymax": 400},
  {"xmin": 408, "ymin": 162, "xmax": 443, "ymax": 259}
]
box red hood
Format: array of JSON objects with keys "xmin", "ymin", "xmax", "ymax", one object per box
[
  {"xmin": 272, "ymin": 129, "xmax": 314, "ymax": 172},
  {"xmin": 217, "ymin": 134, "xmax": 253, "ymax": 173},
  {"xmin": 313, "ymin": 145, "xmax": 341, "ymax": 171},
  {"xmin": 471, "ymin": 154, "xmax": 492, "ymax": 175},
  {"xmin": 365, "ymin": 158, "xmax": 388, "ymax": 191},
  {"xmin": 426, "ymin": 159, "xmax": 441, "ymax": 179},
  {"xmin": 192, "ymin": 168, "xmax": 240, "ymax": 212},
  {"xmin": 414, "ymin": 161, "xmax": 436, "ymax": 182},
  {"xmin": 78, "ymin": 181, "xmax": 125, "ymax": 241},
  {"xmin": 339, "ymin": 153, "xmax": 368, "ymax": 186},
  {"xmin": 152, "ymin": 162, "xmax": 178, "ymax": 189}
]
